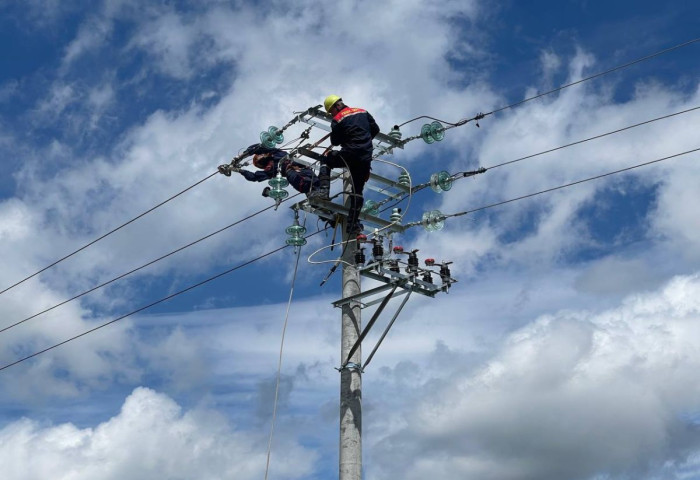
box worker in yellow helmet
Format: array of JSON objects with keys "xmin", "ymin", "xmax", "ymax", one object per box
[{"xmin": 319, "ymin": 95, "xmax": 380, "ymax": 235}]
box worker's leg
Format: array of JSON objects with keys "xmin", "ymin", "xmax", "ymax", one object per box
[
  {"xmin": 346, "ymin": 162, "xmax": 371, "ymax": 233},
  {"xmin": 286, "ymin": 168, "xmax": 318, "ymax": 194}
]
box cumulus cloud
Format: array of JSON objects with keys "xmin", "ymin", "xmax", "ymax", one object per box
[
  {"xmin": 368, "ymin": 273, "xmax": 700, "ymax": 480},
  {"xmin": 0, "ymin": 387, "xmax": 317, "ymax": 480}
]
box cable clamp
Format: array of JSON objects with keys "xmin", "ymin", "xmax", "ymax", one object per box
[
  {"xmin": 336, "ymin": 362, "xmax": 363, "ymax": 373},
  {"xmin": 462, "ymin": 167, "xmax": 487, "ymax": 177},
  {"xmin": 217, "ymin": 164, "xmax": 233, "ymax": 176}
]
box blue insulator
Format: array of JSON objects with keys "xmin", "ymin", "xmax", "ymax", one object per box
[
  {"xmin": 268, "ymin": 126, "xmax": 284, "ymax": 145},
  {"xmin": 269, "ymin": 174, "xmax": 289, "ymax": 189},
  {"xmin": 421, "ymin": 210, "xmax": 445, "ymax": 231},
  {"xmin": 361, "ymin": 200, "xmax": 379, "ymax": 216},
  {"xmin": 421, "ymin": 123, "xmax": 435, "ymax": 144},
  {"xmin": 397, "ymin": 173, "xmax": 410, "ymax": 187},
  {"xmin": 285, "ymin": 223, "xmax": 307, "ymax": 237},
  {"xmin": 285, "ymin": 217, "xmax": 306, "ymax": 246},
  {"xmin": 430, "ymin": 121, "xmax": 445, "ymax": 141},
  {"xmin": 269, "ymin": 187, "xmax": 289, "ymax": 200},
  {"xmin": 390, "ymin": 207, "xmax": 402, "ymax": 223},
  {"xmin": 286, "ymin": 235, "xmax": 306, "ymax": 247},
  {"xmin": 260, "ymin": 131, "xmax": 275, "ymax": 148},
  {"xmin": 429, "ymin": 171, "xmax": 453, "ymax": 193}
]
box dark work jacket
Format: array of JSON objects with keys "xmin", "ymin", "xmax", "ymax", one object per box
[
  {"xmin": 239, "ymin": 144, "xmax": 287, "ymax": 182},
  {"xmin": 330, "ymin": 107, "xmax": 380, "ymax": 160}
]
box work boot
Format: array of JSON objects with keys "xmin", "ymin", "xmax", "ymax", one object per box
[
  {"xmin": 346, "ymin": 222, "xmax": 364, "ymax": 235},
  {"xmin": 317, "ymin": 165, "xmax": 331, "ymax": 199},
  {"xmin": 306, "ymin": 188, "xmax": 328, "ymax": 202}
]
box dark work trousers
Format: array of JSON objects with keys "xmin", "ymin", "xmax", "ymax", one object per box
[
  {"xmin": 322, "ymin": 151, "xmax": 371, "ymax": 231},
  {"xmin": 285, "ymin": 166, "xmax": 319, "ymax": 193}
]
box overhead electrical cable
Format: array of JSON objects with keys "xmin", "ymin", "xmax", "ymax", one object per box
[
  {"xmin": 0, "ymin": 229, "xmax": 323, "ymax": 373},
  {"xmin": 397, "ymin": 37, "xmax": 700, "ymax": 129},
  {"xmin": 3, "ymin": 148, "xmax": 696, "ymax": 372},
  {"xmin": 0, "ymin": 171, "xmax": 219, "ymax": 297},
  {"xmin": 379, "ymin": 105, "xmax": 700, "ymax": 213},
  {"xmin": 484, "ymin": 105, "xmax": 700, "ymax": 170},
  {"xmin": 0, "ymin": 195, "xmax": 302, "ymax": 335},
  {"xmin": 443, "ymin": 147, "xmax": 700, "ymax": 219}
]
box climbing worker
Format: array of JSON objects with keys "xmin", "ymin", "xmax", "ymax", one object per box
[
  {"xmin": 319, "ymin": 95, "xmax": 380, "ymax": 234},
  {"xmin": 230, "ymin": 143, "xmax": 321, "ymax": 197}
]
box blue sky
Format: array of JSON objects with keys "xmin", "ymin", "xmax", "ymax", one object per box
[{"xmin": 1, "ymin": 1, "xmax": 700, "ymax": 479}]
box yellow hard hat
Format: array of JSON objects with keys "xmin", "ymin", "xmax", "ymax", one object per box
[{"xmin": 324, "ymin": 95, "xmax": 341, "ymax": 112}]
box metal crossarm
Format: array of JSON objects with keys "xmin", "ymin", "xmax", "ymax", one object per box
[{"xmin": 292, "ymin": 198, "xmax": 407, "ymax": 234}]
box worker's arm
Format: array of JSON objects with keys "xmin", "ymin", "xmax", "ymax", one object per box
[
  {"xmin": 239, "ymin": 170, "xmax": 269, "ymax": 182},
  {"xmin": 368, "ymin": 113, "xmax": 380, "ymax": 139}
]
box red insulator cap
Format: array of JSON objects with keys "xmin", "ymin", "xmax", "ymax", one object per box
[
  {"xmin": 393, "ymin": 246, "xmax": 404, "ymax": 253},
  {"xmin": 356, "ymin": 234, "xmax": 367, "ymax": 243},
  {"xmin": 425, "ymin": 258, "xmax": 435, "ymax": 266}
]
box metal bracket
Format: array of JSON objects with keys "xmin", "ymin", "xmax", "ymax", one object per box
[
  {"xmin": 336, "ymin": 362, "xmax": 362, "ymax": 373},
  {"xmin": 293, "ymin": 198, "xmax": 406, "ymax": 235}
]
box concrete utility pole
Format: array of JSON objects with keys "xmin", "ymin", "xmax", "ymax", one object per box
[{"xmin": 339, "ymin": 178, "xmax": 362, "ymax": 480}]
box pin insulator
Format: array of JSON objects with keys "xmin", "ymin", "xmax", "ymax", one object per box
[
  {"xmin": 422, "ymin": 271, "xmax": 433, "ymax": 283},
  {"xmin": 397, "ymin": 173, "xmax": 410, "ymax": 187},
  {"xmin": 388, "ymin": 259, "xmax": 400, "ymax": 273},
  {"xmin": 388, "ymin": 125, "xmax": 402, "ymax": 140},
  {"xmin": 390, "ymin": 207, "xmax": 402, "ymax": 223},
  {"xmin": 361, "ymin": 200, "xmax": 379, "ymax": 216}
]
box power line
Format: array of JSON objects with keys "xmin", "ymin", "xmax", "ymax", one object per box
[
  {"xmin": 485, "ymin": 106, "xmax": 700, "ymax": 170},
  {"xmin": 0, "ymin": 171, "xmax": 219, "ymax": 297},
  {"xmin": 0, "ymin": 229, "xmax": 323, "ymax": 373},
  {"xmin": 380, "ymin": 105, "xmax": 700, "ymax": 213},
  {"xmin": 0, "ymin": 196, "xmax": 300, "ymax": 335},
  {"xmin": 447, "ymin": 147, "xmax": 700, "ymax": 218},
  {"xmin": 487, "ymin": 37, "xmax": 700, "ymax": 117},
  {"xmin": 397, "ymin": 37, "xmax": 700, "ymax": 129}
]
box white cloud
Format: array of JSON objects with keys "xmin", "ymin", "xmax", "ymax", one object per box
[
  {"xmin": 0, "ymin": 387, "xmax": 317, "ymax": 480},
  {"xmin": 367, "ymin": 273, "xmax": 700, "ymax": 480}
]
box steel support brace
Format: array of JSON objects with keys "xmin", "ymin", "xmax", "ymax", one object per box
[
  {"xmin": 362, "ymin": 290, "xmax": 412, "ymax": 371},
  {"xmin": 342, "ymin": 285, "xmax": 398, "ymax": 368}
]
